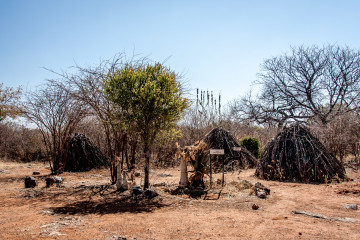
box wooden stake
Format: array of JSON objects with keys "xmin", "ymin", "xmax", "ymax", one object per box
[
  {"xmin": 210, "ymin": 154, "xmax": 213, "ymax": 188},
  {"xmin": 222, "ymin": 156, "xmax": 225, "ymax": 187}
]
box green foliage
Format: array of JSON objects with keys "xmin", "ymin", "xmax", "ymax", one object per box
[
  {"xmin": 240, "ymin": 137, "xmax": 261, "ymax": 159},
  {"xmin": 104, "ymin": 62, "xmax": 189, "ymax": 188},
  {"xmin": 0, "ymin": 83, "xmax": 22, "ymax": 122},
  {"xmin": 104, "ymin": 63, "xmax": 189, "ymax": 143}
]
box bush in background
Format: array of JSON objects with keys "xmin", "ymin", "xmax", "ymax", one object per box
[{"xmin": 240, "ymin": 137, "xmax": 261, "ymax": 159}]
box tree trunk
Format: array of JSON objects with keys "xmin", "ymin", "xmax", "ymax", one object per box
[
  {"xmin": 116, "ymin": 162, "xmax": 123, "ymax": 190},
  {"xmin": 122, "ymin": 171, "xmax": 129, "ymax": 190},
  {"xmin": 144, "ymin": 142, "xmax": 150, "ymax": 189},
  {"xmin": 130, "ymin": 140, "xmax": 137, "ymax": 170},
  {"xmin": 179, "ymin": 155, "xmax": 188, "ymax": 187}
]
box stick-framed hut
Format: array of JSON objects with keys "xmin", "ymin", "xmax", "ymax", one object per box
[
  {"xmin": 255, "ymin": 125, "xmax": 346, "ymax": 183},
  {"xmin": 64, "ymin": 133, "xmax": 108, "ymax": 172},
  {"xmin": 178, "ymin": 128, "xmax": 257, "ymax": 187}
]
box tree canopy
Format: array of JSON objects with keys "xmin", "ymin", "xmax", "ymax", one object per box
[
  {"xmin": 105, "ymin": 62, "xmax": 189, "ymax": 188},
  {"xmin": 232, "ymin": 45, "xmax": 360, "ymax": 127}
]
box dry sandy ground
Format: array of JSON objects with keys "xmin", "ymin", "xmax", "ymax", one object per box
[{"xmin": 0, "ymin": 160, "xmax": 359, "ymax": 240}]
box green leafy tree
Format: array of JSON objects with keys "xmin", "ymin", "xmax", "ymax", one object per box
[
  {"xmin": 105, "ymin": 63, "xmax": 189, "ymax": 188},
  {"xmin": 0, "ymin": 83, "xmax": 22, "ymax": 122}
]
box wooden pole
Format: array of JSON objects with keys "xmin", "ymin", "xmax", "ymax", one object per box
[
  {"xmin": 222, "ymin": 156, "xmax": 225, "ymax": 187},
  {"xmin": 210, "ymin": 154, "xmax": 213, "ymax": 188}
]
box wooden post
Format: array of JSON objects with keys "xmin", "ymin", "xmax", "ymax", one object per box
[
  {"xmin": 209, "ymin": 149, "xmax": 225, "ymax": 189},
  {"xmin": 222, "ymin": 156, "xmax": 225, "ymax": 187},
  {"xmin": 210, "ymin": 154, "xmax": 213, "ymax": 188}
]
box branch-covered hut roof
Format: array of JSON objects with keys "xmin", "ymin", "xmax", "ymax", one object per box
[{"xmin": 255, "ymin": 125, "xmax": 346, "ymax": 183}]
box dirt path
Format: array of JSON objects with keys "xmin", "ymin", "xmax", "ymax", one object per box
[{"xmin": 0, "ymin": 161, "xmax": 359, "ymax": 239}]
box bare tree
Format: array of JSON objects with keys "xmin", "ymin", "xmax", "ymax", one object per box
[
  {"xmin": 47, "ymin": 54, "xmax": 143, "ymax": 183},
  {"xmin": 232, "ymin": 45, "xmax": 360, "ymax": 127},
  {"xmin": 310, "ymin": 110, "xmax": 360, "ymax": 162},
  {"xmin": 0, "ymin": 121, "xmax": 45, "ymax": 161},
  {"xmin": 23, "ymin": 81, "xmax": 88, "ymax": 173}
]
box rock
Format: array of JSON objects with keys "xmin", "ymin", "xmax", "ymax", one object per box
[
  {"xmin": 251, "ymin": 182, "xmax": 270, "ymax": 199},
  {"xmin": 256, "ymin": 190, "xmax": 267, "ymax": 199},
  {"xmin": 24, "ymin": 176, "xmax": 37, "ymax": 188},
  {"xmin": 144, "ymin": 189, "xmax": 158, "ymax": 198},
  {"xmin": 132, "ymin": 186, "xmax": 144, "ymax": 195},
  {"xmin": 45, "ymin": 176, "xmax": 64, "ymax": 187},
  {"xmin": 32, "ymin": 171, "xmax": 41, "ymax": 175},
  {"xmin": 254, "ymin": 182, "xmax": 270, "ymax": 194},
  {"xmin": 252, "ymin": 203, "xmax": 259, "ymax": 210},
  {"xmin": 343, "ymin": 204, "xmax": 358, "ymax": 210}
]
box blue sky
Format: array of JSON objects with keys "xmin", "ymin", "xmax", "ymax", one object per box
[{"xmin": 1, "ymin": 0, "xmax": 359, "ymax": 104}]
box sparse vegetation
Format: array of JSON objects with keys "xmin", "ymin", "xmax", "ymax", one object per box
[{"xmin": 0, "ymin": 83, "xmax": 22, "ymax": 122}]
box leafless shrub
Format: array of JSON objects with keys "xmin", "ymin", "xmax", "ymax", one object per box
[
  {"xmin": 0, "ymin": 121, "xmax": 45, "ymax": 162},
  {"xmin": 23, "ymin": 81, "xmax": 88, "ymax": 173}
]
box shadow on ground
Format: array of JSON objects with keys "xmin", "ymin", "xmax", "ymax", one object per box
[{"xmin": 51, "ymin": 196, "xmax": 167, "ymax": 215}]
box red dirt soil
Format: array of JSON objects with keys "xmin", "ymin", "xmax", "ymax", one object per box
[{"xmin": 0, "ymin": 160, "xmax": 359, "ymax": 240}]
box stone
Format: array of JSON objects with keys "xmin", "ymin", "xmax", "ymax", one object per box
[
  {"xmin": 256, "ymin": 190, "xmax": 267, "ymax": 199},
  {"xmin": 252, "ymin": 182, "xmax": 271, "ymax": 199},
  {"xmin": 24, "ymin": 176, "xmax": 37, "ymax": 188},
  {"xmin": 132, "ymin": 186, "xmax": 144, "ymax": 195},
  {"xmin": 343, "ymin": 204, "xmax": 358, "ymax": 210},
  {"xmin": 252, "ymin": 203, "xmax": 259, "ymax": 210},
  {"xmin": 144, "ymin": 189, "xmax": 158, "ymax": 198},
  {"xmin": 254, "ymin": 182, "xmax": 270, "ymax": 194},
  {"xmin": 45, "ymin": 176, "xmax": 64, "ymax": 187}
]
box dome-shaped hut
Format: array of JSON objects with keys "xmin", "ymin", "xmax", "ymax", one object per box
[
  {"xmin": 183, "ymin": 128, "xmax": 257, "ymax": 173},
  {"xmin": 64, "ymin": 133, "xmax": 108, "ymax": 172},
  {"xmin": 178, "ymin": 128, "xmax": 257, "ymax": 188},
  {"xmin": 255, "ymin": 125, "xmax": 346, "ymax": 183},
  {"xmin": 202, "ymin": 128, "xmax": 257, "ymax": 170}
]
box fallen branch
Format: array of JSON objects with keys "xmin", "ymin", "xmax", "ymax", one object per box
[{"xmin": 292, "ymin": 210, "xmax": 356, "ymax": 223}]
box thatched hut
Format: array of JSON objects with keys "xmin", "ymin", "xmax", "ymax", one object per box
[
  {"xmin": 178, "ymin": 128, "xmax": 257, "ymax": 188},
  {"xmin": 182, "ymin": 128, "xmax": 256, "ymax": 172},
  {"xmin": 255, "ymin": 125, "xmax": 346, "ymax": 183},
  {"xmin": 64, "ymin": 133, "xmax": 108, "ymax": 172},
  {"xmin": 202, "ymin": 128, "xmax": 257, "ymax": 170}
]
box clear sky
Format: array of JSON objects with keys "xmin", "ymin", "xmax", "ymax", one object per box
[{"xmin": 1, "ymin": 0, "xmax": 359, "ymax": 104}]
